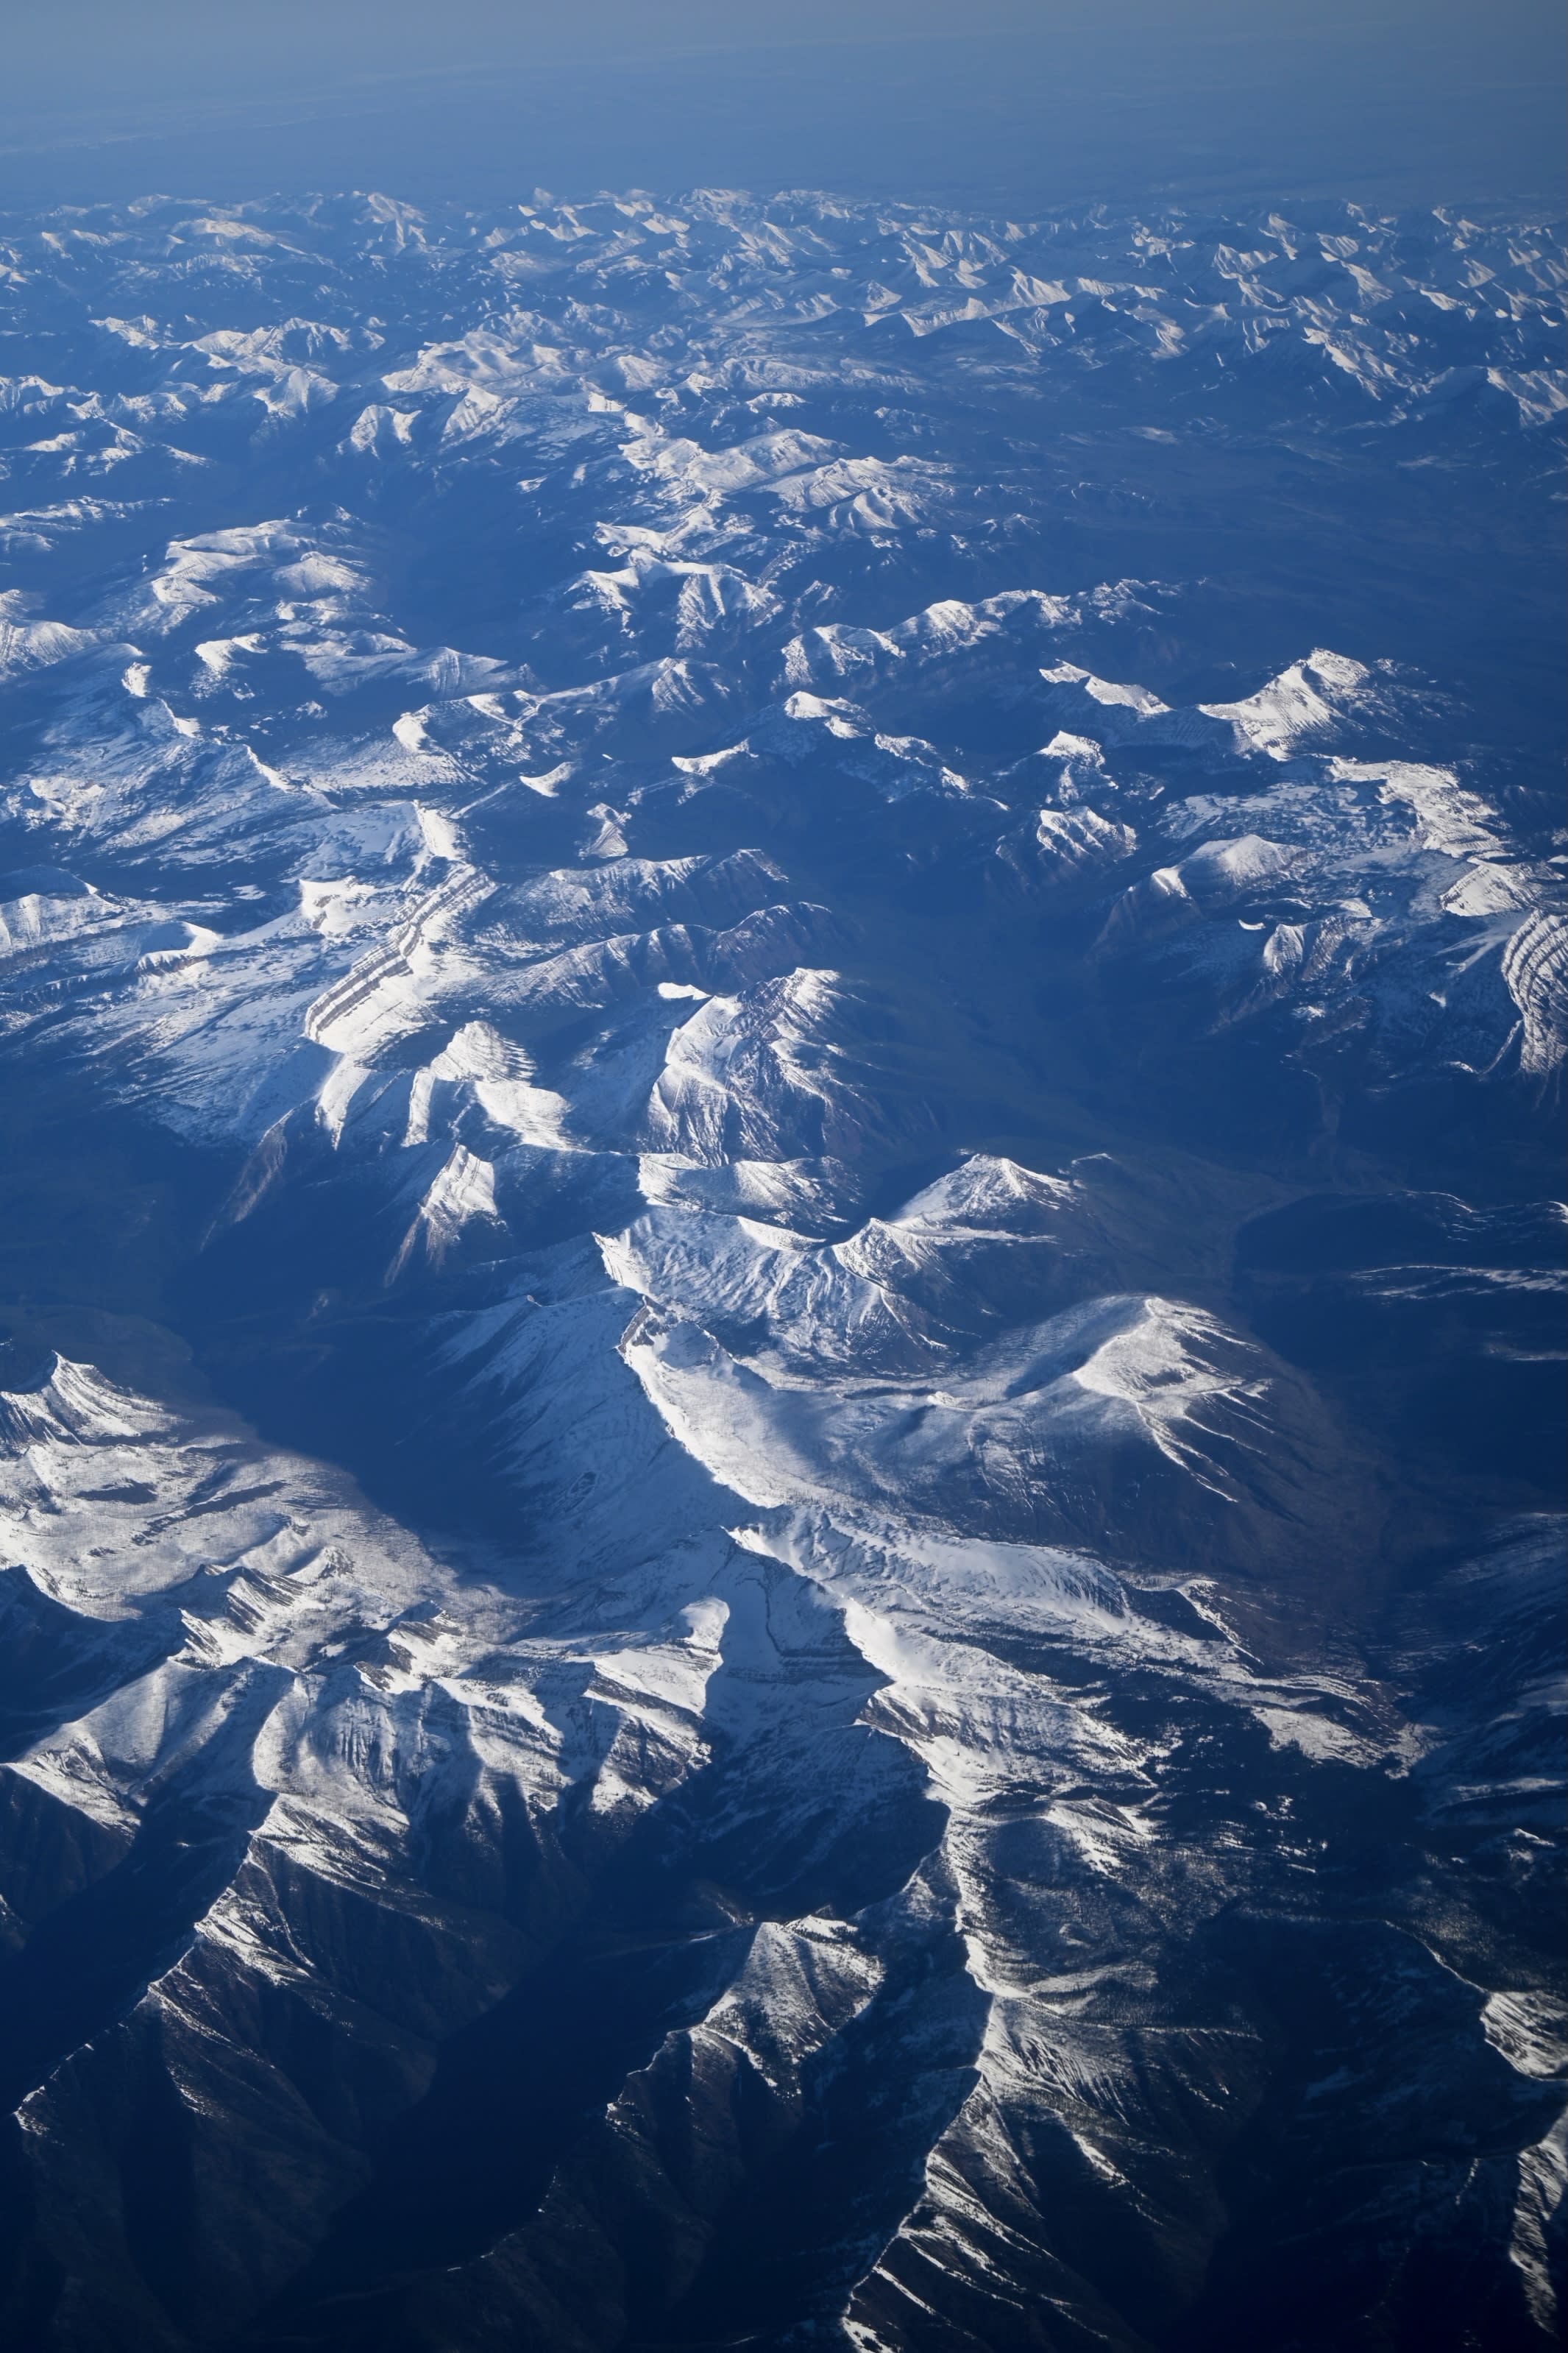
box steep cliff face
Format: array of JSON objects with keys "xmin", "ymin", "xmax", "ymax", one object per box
[{"xmin": 0, "ymin": 188, "xmax": 1561, "ymax": 2350}]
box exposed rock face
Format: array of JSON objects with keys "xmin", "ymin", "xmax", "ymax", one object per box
[{"xmin": 0, "ymin": 187, "xmax": 1561, "ymax": 2349}]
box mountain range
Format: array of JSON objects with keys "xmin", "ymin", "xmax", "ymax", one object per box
[{"xmin": 0, "ymin": 185, "xmax": 1562, "ymax": 2351}]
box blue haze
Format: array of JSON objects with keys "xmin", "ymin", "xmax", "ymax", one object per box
[{"xmin": 0, "ymin": 8, "xmax": 1561, "ymax": 2351}]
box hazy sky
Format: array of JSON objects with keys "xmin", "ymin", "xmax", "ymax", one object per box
[{"xmin": 1, "ymin": 0, "xmax": 1563, "ymax": 213}]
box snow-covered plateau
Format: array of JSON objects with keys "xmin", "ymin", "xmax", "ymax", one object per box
[{"xmin": 0, "ymin": 188, "xmax": 1562, "ymax": 2350}]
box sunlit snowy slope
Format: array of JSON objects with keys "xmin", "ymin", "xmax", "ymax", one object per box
[{"xmin": 0, "ymin": 189, "xmax": 1563, "ymax": 2352}]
